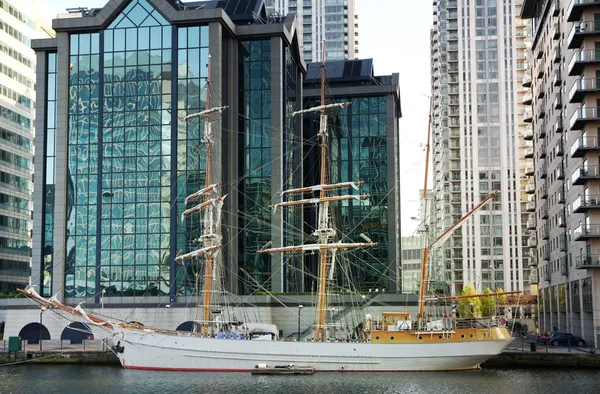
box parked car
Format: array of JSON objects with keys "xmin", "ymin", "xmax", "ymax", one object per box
[{"xmin": 550, "ymin": 332, "xmax": 586, "ymax": 347}]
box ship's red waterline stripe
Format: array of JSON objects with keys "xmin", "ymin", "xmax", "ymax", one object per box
[{"xmin": 123, "ymin": 366, "xmax": 479, "ymax": 373}]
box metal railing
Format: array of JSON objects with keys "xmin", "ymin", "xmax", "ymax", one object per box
[{"xmin": 574, "ymin": 223, "xmax": 600, "ymax": 238}]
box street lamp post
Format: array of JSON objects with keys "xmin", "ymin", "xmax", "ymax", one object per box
[
  {"xmin": 297, "ymin": 305, "xmax": 303, "ymax": 342},
  {"xmin": 39, "ymin": 307, "xmax": 46, "ymax": 351}
]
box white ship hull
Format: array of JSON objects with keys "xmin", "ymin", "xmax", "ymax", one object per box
[{"xmin": 112, "ymin": 326, "xmax": 512, "ymax": 372}]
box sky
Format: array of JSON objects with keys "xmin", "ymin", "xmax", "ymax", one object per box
[{"xmin": 47, "ymin": 0, "xmax": 432, "ymax": 237}]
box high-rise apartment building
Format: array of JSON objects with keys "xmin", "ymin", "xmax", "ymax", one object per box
[
  {"xmin": 521, "ymin": 0, "xmax": 600, "ymax": 347},
  {"xmin": 265, "ymin": 0, "xmax": 357, "ymax": 62},
  {"xmin": 0, "ymin": 0, "xmax": 52, "ymax": 293},
  {"xmin": 430, "ymin": 0, "xmax": 532, "ymax": 296}
]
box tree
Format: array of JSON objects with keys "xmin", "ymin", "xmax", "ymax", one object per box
[
  {"xmin": 495, "ymin": 287, "xmax": 507, "ymax": 305},
  {"xmin": 480, "ymin": 287, "xmax": 496, "ymax": 317},
  {"xmin": 458, "ymin": 283, "xmax": 481, "ymax": 318}
]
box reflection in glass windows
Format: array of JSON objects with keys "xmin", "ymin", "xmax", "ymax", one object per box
[
  {"xmin": 100, "ymin": 0, "xmax": 172, "ymax": 297},
  {"xmin": 66, "ymin": 0, "xmax": 173, "ymax": 298},
  {"xmin": 175, "ymin": 25, "xmax": 210, "ymax": 296},
  {"xmin": 238, "ymin": 40, "xmax": 272, "ymax": 293},
  {"xmin": 66, "ymin": 32, "xmax": 100, "ymax": 299},
  {"xmin": 42, "ymin": 52, "xmax": 57, "ymax": 297}
]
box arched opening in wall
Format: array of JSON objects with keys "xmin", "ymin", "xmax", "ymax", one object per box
[
  {"xmin": 18, "ymin": 323, "xmax": 50, "ymax": 344},
  {"xmin": 60, "ymin": 322, "xmax": 94, "ymax": 344},
  {"xmin": 176, "ymin": 321, "xmax": 198, "ymax": 332}
]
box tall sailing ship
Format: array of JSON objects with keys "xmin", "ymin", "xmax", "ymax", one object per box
[{"xmin": 18, "ymin": 47, "xmax": 513, "ymax": 372}]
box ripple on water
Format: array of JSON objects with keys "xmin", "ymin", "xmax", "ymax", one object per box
[{"xmin": 0, "ymin": 365, "xmax": 596, "ymax": 394}]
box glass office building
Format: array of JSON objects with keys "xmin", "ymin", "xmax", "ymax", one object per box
[
  {"xmin": 32, "ymin": 0, "xmax": 305, "ymax": 303},
  {"xmin": 303, "ymin": 59, "xmax": 401, "ymax": 292},
  {"xmin": 0, "ymin": 0, "xmax": 52, "ymax": 293}
]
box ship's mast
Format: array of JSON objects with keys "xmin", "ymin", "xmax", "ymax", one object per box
[
  {"xmin": 176, "ymin": 55, "xmax": 228, "ymax": 336},
  {"xmin": 259, "ymin": 41, "xmax": 376, "ymax": 342}
]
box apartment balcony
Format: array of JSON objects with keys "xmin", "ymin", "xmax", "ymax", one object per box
[
  {"xmin": 522, "ymin": 92, "xmax": 533, "ymax": 105},
  {"xmin": 541, "ymin": 227, "xmax": 550, "ymax": 240},
  {"xmin": 527, "ymin": 215, "xmax": 536, "ymax": 229},
  {"xmin": 540, "ymin": 183, "xmax": 548, "ymax": 199},
  {"xmin": 543, "ymin": 270, "xmax": 551, "ymax": 282},
  {"xmin": 570, "ymin": 136, "xmax": 600, "ymax": 157},
  {"xmin": 555, "ymin": 138, "xmax": 564, "ymax": 156},
  {"xmin": 537, "ymin": 104, "xmax": 546, "ymax": 119},
  {"xmin": 569, "ymin": 77, "xmax": 600, "ymax": 103},
  {"xmin": 554, "ymin": 93, "xmax": 562, "ymax": 110},
  {"xmin": 570, "ymin": 107, "xmax": 600, "ymax": 130},
  {"xmin": 559, "ymin": 233, "xmax": 568, "ymax": 251},
  {"xmin": 555, "ymin": 116, "xmax": 564, "ymax": 133},
  {"xmin": 538, "ymin": 119, "xmax": 547, "ymax": 138},
  {"xmin": 572, "ymin": 165, "xmax": 600, "ymax": 185},
  {"xmin": 525, "ymin": 165, "xmax": 535, "ymax": 176},
  {"xmin": 538, "ymin": 143, "xmax": 547, "ymax": 159},
  {"xmin": 524, "ymin": 126, "xmax": 534, "ymax": 140},
  {"xmin": 523, "ymin": 110, "xmax": 533, "ymax": 123},
  {"xmin": 558, "ymin": 211, "xmax": 566, "ymax": 227},
  {"xmin": 575, "ymin": 254, "xmax": 600, "ymax": 269},
  {"xmin": 524, "ymin": 146, "xmax": 534, "ymax": 158},
  {"xmin": 553, "ymin": 46, "xmax": 561, "ymax": 63},
  {"xmin": 567, "ymin": 0, "xmax": 600, "ymax": 23},
  {"xmin": 529, "ymin": 272, "xmax": 539, "ymax": 284},
  {"xmin": 558, "ymin": 186, "xmax": 566, "ymax": 203},
  {"xmin": 568, "ymin": 21, "xmax": 600, "ymax": 49},
  {"xmin": 525, "ymin": 201, "xmax": 536, "ymax": 212},
  {"xmin": 553, "ymin": 69, "xmax": 562, "ymax": 86},
  {"xmin": 574, "ymin": 223, "xmax": 600, "ymax": 240},
  {"xmin": 528, "ymin": 235, "xmax": 537, "ymax": 247},
  {"xmin": 540, "ymin": 165, "xmax": 548, "ymax": 178},
  {"xmin": 525, "ymin": 182, "xmax": 536, "ymax": 194},
  {"xmin": 573, "ymin": 194, "xmax": 600, "ymax": 212},
  {"xmin": 523, "ymin": 73, "xmax": 532, "ymax": 87},
  {"xmin": 568, "ymin": 49, "xmax": 600, "ymax": 76},
  {"xmin": 561, "ymin": 259, "xmax": 569, "ymax": 276},
  {"xmin": 557, "ymin": 163, "xmax": 565, "ymax": 180},
  {"xmin": 541, "ymin": 203, "xmax": 549, "ymax": 219}
]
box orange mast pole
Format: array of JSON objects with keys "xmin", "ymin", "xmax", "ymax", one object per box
[
  {"xmin": 202, "ymin": 56, "xmax": 213, "ymax": 335},
  {"xmin": 417, "ymin": 97, "xmax": 433, "ymax": 320},
  {"xmin": 316, "ymin": 40, "xmax": 328, "ymax": 341}
]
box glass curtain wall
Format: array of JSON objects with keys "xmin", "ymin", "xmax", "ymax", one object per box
[
  {"xmin": 42, "ymin": 52, "xmax": 57, "ymax": 297},
  {"xmin": 175, "ymin": 26, "xmax": 210, "ymax": 296},
  {"xmin": 238, "ymin": 40, "xmax": 272, "ymax": 294}
]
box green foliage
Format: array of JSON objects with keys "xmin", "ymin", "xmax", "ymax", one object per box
[
  {"xmin": 495, "ymin": 287, "xmax": 507, "ymax": 305},
  {"xmin": 458, "ymin": 282, "xmax": 481, "ymax": 318},
  {"xmin": 480, "ymin": 287, "xmax": 496, "ymax": 317}
]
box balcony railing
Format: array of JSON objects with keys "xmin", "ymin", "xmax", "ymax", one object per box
[
  {"xmin": 573, "ymin": 194, "xmax": 600, "ymax": 212},
  {"xmin": 525, "ymin": 165, "xmax": 535, "ymax": 176},
  {"xmin": 575, "ymin": 253, "xmax": 600, "ymax": 269},
  {"xmin": 569, "ymin": 77, "xmax": 600, "ymax": 103},
  {"xmin": 570, "ymin": 136, "xmax": 600, "ymax": 157},
  {"xmin": 568, "ymin": 21, "xmax": 600, "ymax": 49},
  {"xmin": 572, "ymin": 165, "xmax": 600, "ymax": 185},
  {"xmin": 525, "ymin": 182, "xmax": 535, "ymax": 194},
  {"xmin": 524, "ymin": 126, "xmax": 534, "ymax": 140},
  {"xmin": 567, "ymin": 0, "xmax": 600, "ymax": 23},
  {"xmin": 525, "ymin": 201, "xmax": 536, "ymax": 212},
  {"xmin": 570, "ymin": 107, "xmax": 600, "ymax": 130},
  {"xmin": 574, "ymin": 223, "xmax": 600, "ymax": 240},
  {"xmin": 529, "ymin": 272, "xmax": 539, "ymax": 284},
  {"xmin": 568, "ymin": 49, "xmax": 600, "ymax": 75},
  {"xmin": 524, "ymin": 147, "xmax": 534, "ymax": 158}
]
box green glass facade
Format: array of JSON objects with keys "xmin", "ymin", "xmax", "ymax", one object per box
[
  {"xmin": 42, "ymin": 52, "xmax": 57, "ymax": 297},
  {"xmin": 238, "ymin": 40, "xmax": 272, "ymax": 293},
  {"xmin": 304, "ymin": 95, "xmax": 392, "ymax": 292},
  {"xmin": 34, "ymin": 0, "xmax": 340, "ymax": 300},
  {"xmin": 175, "ymin": 26, "xmax": 210, "ymax": 296}
]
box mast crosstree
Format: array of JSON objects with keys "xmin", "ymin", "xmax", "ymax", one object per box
[
  {"xmin": 259, "ymin": 41, "xmax": 376, "ymax": 341},
  {"xmin": 177, "ymin": 54, "xmax": 228, "ymax": 335}
]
